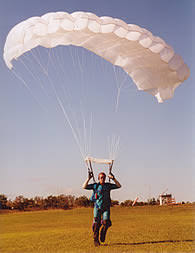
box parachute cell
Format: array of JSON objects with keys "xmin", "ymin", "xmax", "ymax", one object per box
[
  {"xmin": 85, "ymin": 156, "xmax": 113, "ymax": 165},
  {"xmin": 3, "ymin": 11, "xmax": 190, "ymax": 102}
]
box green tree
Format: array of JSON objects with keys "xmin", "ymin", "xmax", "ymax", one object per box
[
  {"xmin": 57, "ymin": 195, "xmax": 70, "ymax": 209},
  {"xmin": 148, "ymin": 198, "xmax": 157, "ymax": 205},
  {"xmin": 0, "ymin": 194, "xmax": 8, "ymax": 209},
  {"xmin": 111, "ymin": 200, "xmax": 119, "ymax": 206},
  {"xmin": 75, "ymin": 196, "xmax": 90, "ymax": 207},
  {"xmin": 120, "ymin": 200, "xmax": 133, "ymax": 207},
  {"xmin": 13, "ymin": 195, "xmax": 29, "ymax": 210}
]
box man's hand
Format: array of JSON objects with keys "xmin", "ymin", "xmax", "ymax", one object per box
[
  {"xmin": 88, "ymin": 171, "xmax": 93, "ymax": 180},
  {"xmin": 108, "ymin": 173, "xmax": 121, "ymax": 188},
  {"xmin": 83, "ymin": 171, "xmax": 93, "ymax": 189},
  {"xmin": 108, "ymin": 173, "xmax": 115, "ymax": 180}
]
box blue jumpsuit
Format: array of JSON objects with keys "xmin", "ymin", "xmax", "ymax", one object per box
[{"xmin": 86, "ymin": 182, "xmax": 119, "ymax": 222}]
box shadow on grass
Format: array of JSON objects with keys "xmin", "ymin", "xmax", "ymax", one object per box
[{"xmin": 102, "ymin": 239, "xmax": 194, "ymax": 247}]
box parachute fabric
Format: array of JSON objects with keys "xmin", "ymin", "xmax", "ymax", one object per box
[
  {"xmin": 85, "ymin": 156, "xmax": 113, "ymax": 165},
  {"xmin": 4, "ymin": 11, "xmax": 189, "ymax": 103}
]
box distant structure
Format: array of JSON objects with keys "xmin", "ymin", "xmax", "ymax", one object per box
[
  {"xmin": 132, "ymin": 197, "xmax": 139, "ymax": 206},
  {"xmin": 159, "ymin": 189, "xmax": 176, "ymax": 205}
]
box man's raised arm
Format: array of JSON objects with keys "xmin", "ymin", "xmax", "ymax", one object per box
[
  {"xmin": 108, "ymin": 173, "xmax": 121, "ymax": 188},
  {"xmin": 82, "ymin": 172, "xmax": 93, "ymax": 189}
]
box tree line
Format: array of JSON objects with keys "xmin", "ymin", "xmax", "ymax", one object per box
[
  {"xmin": 0, "ymin": 194, "xmax": 188, "ymax": 211},
  {"xmin": 0, "ymin": 194, "xmax": 92, "ymax": 211}
]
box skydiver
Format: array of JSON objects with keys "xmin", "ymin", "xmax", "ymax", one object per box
[{"xmin": 82, "ymin": 170, "xmax": 121, "ymax": 246}]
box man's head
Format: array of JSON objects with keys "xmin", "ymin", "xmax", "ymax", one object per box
[{"xmin": 98, "ymin": 172, "xmax": 106, "ymax": 185}]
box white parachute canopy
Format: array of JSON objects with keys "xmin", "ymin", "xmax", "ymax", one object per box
[{"xmin": 4, "ymin": 11, "xmax": 189, "ymax": 103}]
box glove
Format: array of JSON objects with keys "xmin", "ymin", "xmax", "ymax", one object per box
[
  {"xmin": 108, "ymin": 173, "xmax": 115, "ymax": 180},
  {"xmin": 88, "ymin": 171, "xmax": 93, "ymax": 180}
]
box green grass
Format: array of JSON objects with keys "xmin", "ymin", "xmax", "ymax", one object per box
[{"xmin": 0, "ymin": 205, "xmax": 194, "ymax": 252}]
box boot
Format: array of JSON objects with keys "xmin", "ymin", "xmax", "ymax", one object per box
[
  {"xmin": 94, "ymin": 239, "xmax": 100, "ymax": 247},
  {"xmin": 92, "ymin": 220, "xmax": 101, "ymax": 246},
  {"xmin": 100, "ymin": 220, "xmax": 111, "ymax": 243}
]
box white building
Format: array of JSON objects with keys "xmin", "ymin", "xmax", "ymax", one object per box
[{"xmin": 159, "ymin": 193, "xmax": 176, "ymax": 205}]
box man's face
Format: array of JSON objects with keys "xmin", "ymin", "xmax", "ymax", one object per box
[{"xmin": 99, "ymin": 173, "xmax": 106, "ymax": 185}]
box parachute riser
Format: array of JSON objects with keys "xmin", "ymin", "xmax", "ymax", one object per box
[
  {"xmin": 85, "ymin": 157, "xmax": 114, "ymax": 183},
  {"xmin": 109, "ymin": 160, "xmax": 114, "ymax": 183},
  {"xmin": 89, "ymin": 160, "xmax": 96, "ymax": 183},
  {"xmin": 86, "ymin": 160, "xmax": 96, "ymax": 183}
]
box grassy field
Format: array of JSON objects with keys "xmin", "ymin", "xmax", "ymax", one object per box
[{"xmin": 0, "ymin": 205, "xmax": 194, "ymax": 253}]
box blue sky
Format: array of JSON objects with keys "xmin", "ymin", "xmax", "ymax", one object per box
[{"xmin": 0, "ymin": 0, "xmax": 193, "ymax": 202}]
